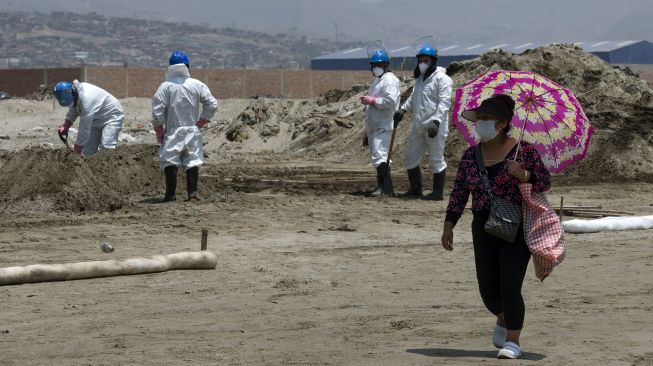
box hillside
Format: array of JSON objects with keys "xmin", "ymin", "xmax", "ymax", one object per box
[
  {"xmin": 0, "ymin": 0, "xmax": 651, "ymax": 45},
  {"xmin": 0, "ymin": 11, "xmax": 361, "ymax": 69}
]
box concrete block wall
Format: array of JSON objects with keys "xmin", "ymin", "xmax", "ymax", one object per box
[
  {"xmin": 0, "ymin": 68, "xmax": 82, "ymax": 97},
  {"xmin": 1, "ymin": 67, "xmax": 389, "ymax": 99},
  {"xmin": 203, "ymin": 69, "xmax": 246, "ymax": 99},
  {"xmin": 84, "ymin": 68, "xmax": 377, "ymax": 99},
  {"xmin": 85, "ymin": 68, "xmax": 129, "ymax": 98}
]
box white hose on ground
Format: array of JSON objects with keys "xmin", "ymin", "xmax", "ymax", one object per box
[
  {"xmin": 0, "ymin": 251, "xmax": 218, "ymax": 286},
  {"xmin": 562, "ymin": 215, "xmax": 653, "ymax": 234}
]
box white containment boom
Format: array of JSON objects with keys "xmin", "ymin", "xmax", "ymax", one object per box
[
  {"xmin": 562, "ymin": 215, "xmax": 653, "ymax": 234},
  {"xmin": 0, "ymin": 251, "xmax": 218, "ymax": 286}
]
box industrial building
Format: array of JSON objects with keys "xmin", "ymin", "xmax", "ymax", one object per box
[{"xmin": 311, "ymin": 40, "xmax": 653, "ymax": 71}]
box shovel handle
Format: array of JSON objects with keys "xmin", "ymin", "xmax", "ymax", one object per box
[{"xmin": 386, "ymin": 127, "xmax": 398, "ymax": 164}]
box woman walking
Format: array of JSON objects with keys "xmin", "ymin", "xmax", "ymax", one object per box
[{"xmin": 441, "ymin": 94, "xmax": 551, "ymax": 359}]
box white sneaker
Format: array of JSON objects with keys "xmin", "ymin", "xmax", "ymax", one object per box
[
  {"xmin": 492, "ymin": 323, "xmax": 507, "ymax": 349},
  {"xmin": 497, "ymin": 341, "xmax": 522, "ymax": 359}
]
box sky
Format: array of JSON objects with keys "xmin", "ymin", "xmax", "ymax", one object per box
[{"xmin": 1, "ymin": 0, "xmax": 651, "ymax": 46}]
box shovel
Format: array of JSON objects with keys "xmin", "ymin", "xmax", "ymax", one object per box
[{"xmin": 58, "ymin": 130, "xmax": 71, "ymax": 151}]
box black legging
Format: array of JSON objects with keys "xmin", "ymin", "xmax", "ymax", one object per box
[{"xmin": 471, "ymin": 211, "xmax": 531, "ymax": 330}]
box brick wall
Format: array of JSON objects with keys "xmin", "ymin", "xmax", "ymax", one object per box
[
  {"xmin": 204, "ymin": 69, "xmax": 246, "ymax": 99},
  {"xmin": 0, "ymin": 68, "xmax": 82, "ymax": 97},
  {"xmin": 84, "ymin": 67, "xmax": 377, "ymax": 99},
  {"xmin": 3, "ymin": 66, "xmax": 649, "ymax": 99},
  {"xmin": 128, "ymin": 68, "xmax": 165, "ymax": 98},
  {"xmin": 84, "ymin": 68, "xmax": 166, "ymax": 98},
  {"xmin": 85, "ymin": 68, "xmax": 129, "ymax": 98},
  {"xmin": 1, "ymin": 67, "xmax": 400, "ymax": 99}
]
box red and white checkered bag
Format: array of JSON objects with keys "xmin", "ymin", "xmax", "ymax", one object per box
[{"xmin": 519, "ymin": 183, "xmax": 566, "ymax": 281}]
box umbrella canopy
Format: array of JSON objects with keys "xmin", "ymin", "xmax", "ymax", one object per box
[{"xmin": 451, "ymin": 70, "xmax": 593, "ymax": 173}]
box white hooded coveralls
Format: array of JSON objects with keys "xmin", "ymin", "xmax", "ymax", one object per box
[
  {"xmin": 364, "ymin": 71, "xmax": 401, "ymax": 167},
  {"xmin": 401, "ymin": 66, "xmax": 453, "ymax": 173},
  {"xmin": 152, "ymin": 64, "xmax": 218, "ymax": 171},
  {"xmin": 65, "ymin": 80, "xmax": 124, "ymax": 156}
]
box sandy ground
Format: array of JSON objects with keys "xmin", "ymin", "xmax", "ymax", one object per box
[{"xmin": 0, "ymin": 99, "xmax": 652, "ymax": 365}]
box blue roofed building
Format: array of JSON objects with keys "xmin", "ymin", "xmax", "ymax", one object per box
[{"xmin": 311, "ymin": 40, "xmax": 653, "ymax": 70}]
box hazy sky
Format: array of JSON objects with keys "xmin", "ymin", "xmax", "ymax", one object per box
[{"xmin": 1, "ymin": 0, "xmax": 651, "ymax": 45}]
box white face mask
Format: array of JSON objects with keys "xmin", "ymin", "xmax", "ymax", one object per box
[
  {"xmin": 418, "ymin": 62, "xmax": 430, "ymax": 75},
  {"xmin": 372, "ymin": 67, "xmax": 384, "ymax": 77},
  {"xmin": 475, "ymin": 119, "xmax": 499, "ymax": 141}
]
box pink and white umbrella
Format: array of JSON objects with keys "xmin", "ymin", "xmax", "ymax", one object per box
[{"xmin": 452, "ymin": 70, "xmax": 593, "ymax": 173}]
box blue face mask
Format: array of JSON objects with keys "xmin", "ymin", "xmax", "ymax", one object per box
[{"xmin": 475, "ymin": 119, "xmax": 498, "ymax": 141}]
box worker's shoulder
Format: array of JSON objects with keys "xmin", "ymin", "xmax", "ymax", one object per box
[
  {"xmin": 382, "ymin": 72, "xmax": 400, "ymax": 84},
  {"xmin": 185, "ymin": 77, "xmax": 209, "ymax": 87},
  {"xmin": 157, "ymin": 77, "xmax": 209, "ymax": 91},
  {"xmin": 435, "ymin": 68, "xmax": 453, "ymax": 83},
  {"xmin": 183, "ymin": 78, "xmax": 214, "ymax": 93},
  {"xmin": 80, "ymin": 81, "xmax": 114, "ymax": 97}
]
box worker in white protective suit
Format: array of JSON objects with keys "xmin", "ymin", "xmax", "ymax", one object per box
[
  {"xmin": 360, "ymin": 48, "xmax": 401, "ymax": 197},
  {"xmin": 151, "ymin": 50, "xmax": 218, "ymax": 202},
  {"xmin": 393, "ymin": 43, "xmax": 453, "ymax": 200},
  {"xmin": 54, "ymin": 80, "xmax": 124, "ymax": 156}
]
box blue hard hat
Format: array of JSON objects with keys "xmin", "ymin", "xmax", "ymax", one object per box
[
  {"xmin": 169, "ymin": 50, "xmax": 190, "ymax": 66},
  {"xmin": 369, "ymin": 50, "xmax": 390, "ymax": 63},
  {"xmin": 53, "ymin": 81, "xmax": 74, "ymax": 107},
  {"xmin": 417, "ymin": 45, "xmax": 438, "ymax": 58}
]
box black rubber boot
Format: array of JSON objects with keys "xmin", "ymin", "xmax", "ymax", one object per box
[
  {"xmin": 398, "ymin": 167, "xmax": 422, "ymax": 198},
  {"xmin": 367, "ymin": 163, "xmax": 393, "ymax": 197},
  {"xmin": 161, "ymin": 165, "xmax": 178, "ymax": 203},
  {"xmin": 422, "ymin": 169, "xmax": 446, "ymax": 201},
  {"xmin": 186, "ymin": 167, "xmax": 199, "ymax": 201},
  {"xmin": 364, "ymin": 164, "xmax": 383, "ymax": 196}
]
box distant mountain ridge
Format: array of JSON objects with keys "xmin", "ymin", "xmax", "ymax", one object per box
[
  {"xmin": 0, "ymin": 11, "xmax": 360, "ymax": 68},
  {"xmin": 0, "ymin": 0, "xmax": 651, "ymax": 45}
]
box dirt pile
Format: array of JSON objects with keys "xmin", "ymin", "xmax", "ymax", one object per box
[
  {"xmin": 204, "ymin": 88, "xmax": 413, "ymax": 167},
  {"xmin": 317, "ymin": 85, "xmax": 368, "ymax": 106},
  {"xmin": 207, "ymin": 45, "xmax": 653, "ymax": 182},
  {"xmin": 446, "ymin": 44, "xmax": 653, "ymax": 181},
  {"xmin": 205, "ymin": 96, "xmax": 376, "ymax": 164},
  {"xmin": 447, "ymin": 44, "xmax": 652, "ymax": 114},
  {"xmin": 0, "ymin": 145, "xmax": 162, "ymax": 213},
  {"xmin": 24, "ymin": 85, "xmax": 53, "ymax": 101}
]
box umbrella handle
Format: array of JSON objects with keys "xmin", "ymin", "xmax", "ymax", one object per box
[
  {"xmin": 512, "ymin": 124, "xmax": 525, "ymax": 161},
  {"xmin": 513, "ymin": 140, "xmax": 521, "ymax": 161}
]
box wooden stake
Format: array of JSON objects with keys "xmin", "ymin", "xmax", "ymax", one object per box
[
  {"xmin": 201, "ymin": 228, "xmax": 208, "ymax": 251},
  {"xmin": 560, "ymin": 197, "xmax": 564, "ymax": 221},
  {"xmin": 558, "ymin": 205, "xmax": 602, "ymax": 210}
]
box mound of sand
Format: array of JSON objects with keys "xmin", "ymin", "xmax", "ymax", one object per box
[
  {"xmin": 447, "ymin": 45, "xmax": 653, "ymax": 111},
  {"xmin": 204, "ymin": 96, "xmax": 376, "ymax": 165},
  {"xmin": 446, "ymin": 44, "xmax": 653, "ymax": 181},
  {"xmin": 0, "ymin": 145, "xmax": 162, "ymax": 213},
  {"xmin": 204, "ymin": 88, "xmax": 410, "ymax": 167},
  {"xmin": 205, "ymin": 44, "xmax": 653, "ymax": 182}
]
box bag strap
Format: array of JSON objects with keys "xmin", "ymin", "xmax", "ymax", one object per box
[{"xmin": 474, "ymin": 144, "xmax": 493, "ymax": 195}]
